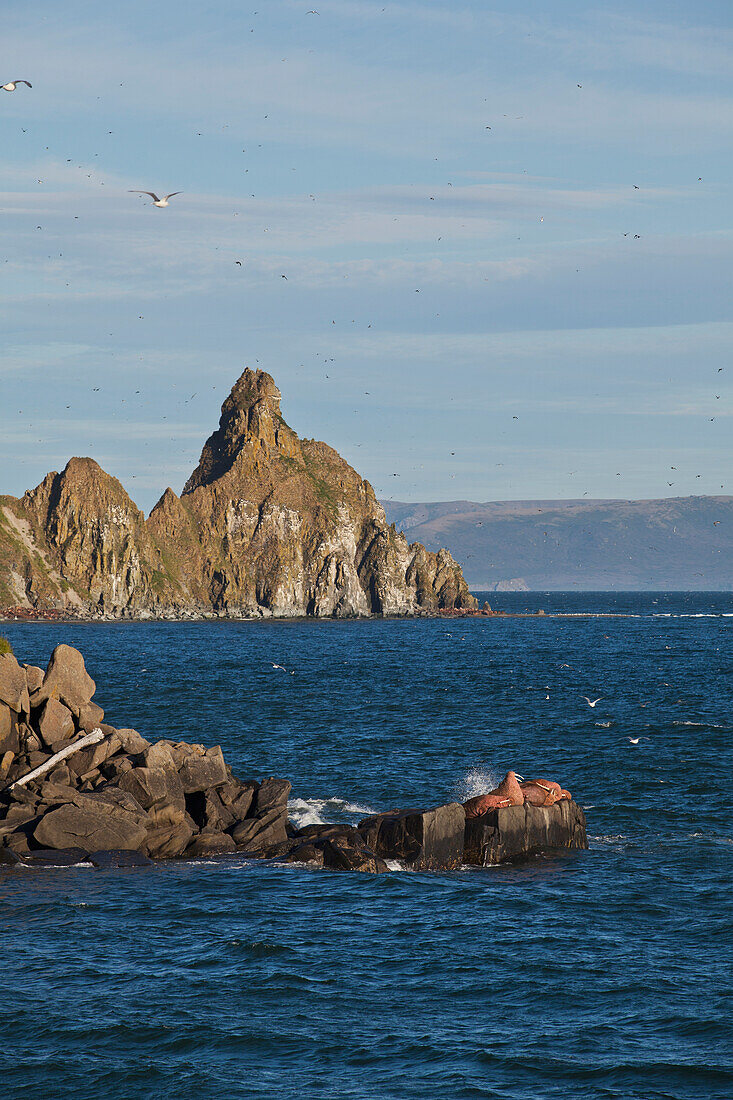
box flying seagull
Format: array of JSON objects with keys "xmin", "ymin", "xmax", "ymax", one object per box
[
  {"xmin": 2, "ymin": 80, "xmax": 32, "ymax": 91},
  {"xmin": 584, "ymin": 697, "xmax": 602, "ymax": 708},
  {"xmin": 128, "ymin": 190, "xmax": 182, "ymax": 207}
]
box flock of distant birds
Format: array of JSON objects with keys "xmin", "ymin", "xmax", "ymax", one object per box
[
  {"xmin": 4, "ymin": 78, "xmax": 181, "ymax": 207},
  {"xmin": 5, "ymin": 72, "xmax": 725, "ymax": 498}
]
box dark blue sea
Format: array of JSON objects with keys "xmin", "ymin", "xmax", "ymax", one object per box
[{"xmin": 2, "ymin": 592, "xmax": 731, "ymax": 1100}]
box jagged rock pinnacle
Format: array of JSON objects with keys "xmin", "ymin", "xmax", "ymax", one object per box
[{"xmin": 182, "ymin": 369, "xmax": 284, "ymax": 493}]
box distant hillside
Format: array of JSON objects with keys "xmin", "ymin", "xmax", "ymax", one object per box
[{"xmin": 382, "ymin": 497, "xmax": 733, "ymax": 591}]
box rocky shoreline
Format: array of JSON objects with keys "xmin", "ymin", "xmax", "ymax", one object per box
[{"xmin": 0, "ymin": 643, "xmax": 587, "ymax": 873}]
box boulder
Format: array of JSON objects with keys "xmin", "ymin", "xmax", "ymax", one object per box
[
  {"xmin": 175, "ymin": 744, "xmax": 228, "ymax": 794},
  {"xmin": 184, "ymin": 788, "xmax": 236, "ymax": 832},
  {"xmin": 320, "ymin": 835, "xmax": 388, "ymax": 873},
  {"xmin": 0, "ymin": 703, "xmax": 19, "ymax": 756},
  {"xmin": 358, "ymin": 802, "xmax": 465, "ymax": 870},
  {"xmin": 36, "ymin": 780, "xmax": 78, "ymax": 806},
  {"xmin": 66, "ymin": 731, "xmax": 121, "ymax": 778},
  {"xmin": 463, "ymin": 800, "xmax": 588, "ymax": 866},
  {"xmin": 117, "ymin": 766, "xmax": 186, "ymax": 812},
  {"xmin": 282, "ymin": 842, "xmax": 325, "ymax": 867},
  {"xmin": 37, "ymin": 698, "xmax": 76, "ymax": 750},
  {"xmin": 226, "ymin": 782, "xmax": 258, "ymax": 822},
  {"xmin": 77, "ymin": 701, "xmax": 105, "ymax": 732},
  {"xmin": 185, "ymin": 833, "xmax": 237, "ymax": 858},
  {"xmin": 33, "ymin": 644, "xmax": 96, "ymax": 717},
  {"xmin": 144, "ymin": 803, "xmax": 195, "ymax": 858},
  {"xmin": 34, "ymin": 791, "xmax": 149, "ymax": 852},
  {"xmin": 23, "ymin": 665, "xmax": 45, "ymax": 694},
  {"xmin": 115, "ymin": 728, "xmax": 150, "ymax": 755},
  {"xmin": 255, "ymin": 776, "xmax": 291, "ymax": 814},
  {"xmin": 0, "ymin": 749, "xmax": 15, "ymax": 782},
  {"xmin": 0, "ymin": 653, "xmax": 30, "ymax": 715},
  {"xmin": 231, "ymin": 806, "xmax": 288, "ymax": 852},
  {"xmin": 139, "ymin": 741, "xmax": 177, "ymax": 771}
]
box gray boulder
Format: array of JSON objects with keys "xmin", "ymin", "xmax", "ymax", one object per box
[
  {"xmin": 231, "ymin": 806, "xmax": 288, "ymax": 852},
  {"xmin": 185, "ymin": 833, "xmax": 237, "ymax": 857},
  {"xmin": 118, "ymin": 766, "xmax": 186, "ymax": 812},
  {"xmin": 463, "ymin": 800, "xmax": 588, "ymax": 865},
  {"xmin": 34, "ymin": 790, "xmax": 149, "ymax": 852},
  {"xmin": 175, "ymin": 744, "xmax": 228, "ymax": 793},
  {"xmin": 358, "ymin": 802, "xmax": 466, "ymax": 870},
  {"xmin": 255, "ymin": 776, "xmax": 291, "ymax": 814}
]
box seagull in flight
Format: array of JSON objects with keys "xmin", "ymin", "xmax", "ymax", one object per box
[
  {"xmin": 584, "ymin": 697, "xmax": 602, "ymax": 708},
  {"xmin": 2, "ymin": 80, "xmax": 32, "ymax": 91},
  {"xmin": 129, "ymin": 190, "xmax": 182, "ymax": 207}
]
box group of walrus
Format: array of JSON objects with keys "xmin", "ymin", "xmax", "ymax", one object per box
[{"xmin": 463, "ymin": 770, "xmax": 572, "ymax": 819}]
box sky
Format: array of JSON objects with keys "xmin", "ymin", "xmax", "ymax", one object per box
[{"xmin": 1, "ymin": 0, "xmax": 731, "ymax": 514}]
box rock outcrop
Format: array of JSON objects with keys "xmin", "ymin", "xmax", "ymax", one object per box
[
  {"xmin": 0, "ymin": 645, "xmax": 587, "ymax": 874},
  {"xmin": 0, "ymin": 644, "xmax": 293, "ymax": 863},
  {"xmin": 1, "ymin": 370, "xmax": 475, "ymax": 619}
]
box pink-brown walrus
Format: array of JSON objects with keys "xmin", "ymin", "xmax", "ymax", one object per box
[
  {"xmin": 464, "ymin": 771, "xmax": 573, "ymax": 818},
  {"xmin": 520, "ymin": 781, "xmax": 557, "ymax": 806},
  {"xmin": 463, "ymin": 770, "xmax": 525, "ymax": 819},
  {"xmin": 521, "ymin": 779, "xmax": 572, "ymax": 804}
]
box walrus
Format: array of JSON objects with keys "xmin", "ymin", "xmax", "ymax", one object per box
[
  {"xmin": 522, "ymin": 779, "xmax": 572, "ymax": 803},
  {"xmin": 463, "ymin": 792, "xmax": 513, "ymax": 818},
  {"xmin": 463, "ymin": 770, "xmax": 525, "ymax": 819},
  {"xmin": 520, "ymin": 781, "xmax": 557, "ymax": 806}
]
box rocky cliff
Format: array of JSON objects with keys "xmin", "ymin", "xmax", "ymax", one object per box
[{"xmin": 0, "ymin": 370, "xmax": 475, "ymax": 618}]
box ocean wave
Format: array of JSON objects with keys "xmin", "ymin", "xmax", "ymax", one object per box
[
  {"xmin": 288, "ymin": 795, "xmax": 376, "ymax": 828},
  {"xmin": 672, "ymin": 721, "xmax": 730, "ymax": 730}
]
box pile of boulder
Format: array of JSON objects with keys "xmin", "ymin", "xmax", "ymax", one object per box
[
  {"xmin": 0, "ymin": 643, "xmax": 588, "ymax": 873},
  {"xmin": 0, "ymin": 644, "xmax": 292, "ymax": 866}
]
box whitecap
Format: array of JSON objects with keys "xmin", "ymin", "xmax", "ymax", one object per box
[
  {"xmin": 672, "ymin": 721, "xmax": 730, "ymax": 730},
  {"xmin": 288, "ymin": 795, "xmax": 376, "ymax": 829}
]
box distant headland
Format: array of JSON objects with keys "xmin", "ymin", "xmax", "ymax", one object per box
[{"xmin": 0, "ymin": 370, "xmax": 475, "ymax": 620}]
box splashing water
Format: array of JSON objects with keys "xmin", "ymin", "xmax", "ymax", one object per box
[
  {"xmin": 453, "ymin": 767, "xmax": 501, "ymax": 803},
  {"xmin": 288, "ymin": 795, "xmax": 377, "ymax": 829}
]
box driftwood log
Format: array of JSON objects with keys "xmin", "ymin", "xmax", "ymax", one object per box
[{"xmin": 8, "ymin": 728, "xmax": 105, "ymax": 789}]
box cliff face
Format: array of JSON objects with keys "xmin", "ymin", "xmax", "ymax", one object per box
[
  {"xmin": 147, "ymin": 369, "xmax": 475, "ymax": 616},
  {"xmin": 1, "ymin": 370, "xmax": 475, "ymax": 618}
]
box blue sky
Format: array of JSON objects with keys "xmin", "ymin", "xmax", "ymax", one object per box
[{"xmin": 1, "ymin": 0, "xmax": 731, "ymax": 512}]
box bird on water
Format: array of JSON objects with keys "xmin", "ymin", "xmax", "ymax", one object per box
[{"xmin": 128, "ymin": 190, "xmax": 182, "ymax": 207}]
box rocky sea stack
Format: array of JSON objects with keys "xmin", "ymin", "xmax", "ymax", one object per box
[{"xmin": 0, "ymin": 369, "xmax": 475, "ymax": 619}]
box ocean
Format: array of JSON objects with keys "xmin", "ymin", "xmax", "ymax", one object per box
[{"xmin": 1, "ymin": 592, "xmax": 731, "ymax": 1099}]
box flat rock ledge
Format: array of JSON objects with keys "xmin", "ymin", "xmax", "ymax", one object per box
[{"xmin": 0, "ymin": 645, "xmax": 588, "ymax": 874}]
